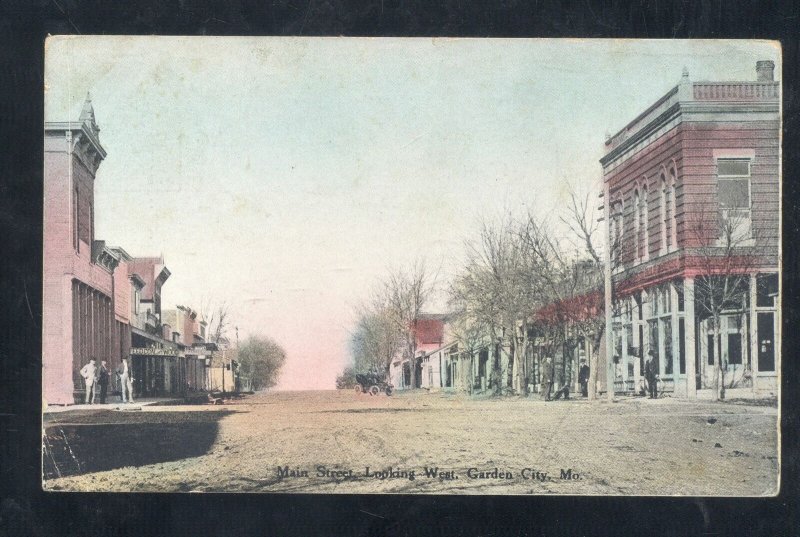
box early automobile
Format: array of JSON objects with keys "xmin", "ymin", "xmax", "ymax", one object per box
[{"xmin": 354, "ymin": 372, "xmax": 394, "ymax": 396}]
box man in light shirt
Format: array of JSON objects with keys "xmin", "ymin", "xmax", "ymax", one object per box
[
  {"xmin": 79, "ymin": 359, "xmax": 97, "ymax": 404},
  {"xmin": 116, "ymin": 357, "xmax": 135, "ymax": 403}
]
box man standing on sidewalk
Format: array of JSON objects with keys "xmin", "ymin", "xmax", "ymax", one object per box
[
  {"xmin": 644, "ymin": 351, "xmax": 658, "ymax": 399},
  {"xmin": 79, "ymin": 359, "xmax": 97, "ymax": 404},
  {"xmin": 116, "ymin": 357, "xmax": 135, "ymax": 404},
  {"xmin": 97, "ymin": 360, "xmax": 110, "ymax": 404},
  {"xmin": 578, "ymin": 359, "xmax": 590, "ymax": 397}
]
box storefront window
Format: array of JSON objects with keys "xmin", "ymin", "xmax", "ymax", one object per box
[
  {"xmin": 662, "ymin": 319, "xmax": 673, "ymax": 374},
  {"xmin": 756, "ymin": 273, "xmax": 779, "ymax": 308},
  {"xmin": 649, "ymin": 320, "xmax": 659, "ymax": 368},
  {"xmin": 758, "ymin": 312, "xmax": 775, "ymax": 372}
]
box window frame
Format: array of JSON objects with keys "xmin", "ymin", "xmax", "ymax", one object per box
[{"xmin": 716, "ymin": 157, "xmax": 753, "ymax": 242}]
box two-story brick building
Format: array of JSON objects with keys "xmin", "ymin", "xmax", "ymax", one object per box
[
  {"xmin": 43, "ymin": 96, "xmax": 125, "ymax": 405},
  {"xmin": 601, "ymin": 60, "xmax": 780, "ymax": 398}
]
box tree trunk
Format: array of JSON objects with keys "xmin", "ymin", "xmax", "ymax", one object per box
[
  {"xmin": 587, "ymin": 331, "xmax": 602, "ymax": 401},
  {"xmin": 711, "ymin": 330, "xmax": 721, "ymax": 402},
  {"xmin": 492, "ymin": 341, "xmax": 502, "ymax": 395},
  {"xmin": 506, "ymin": 340, "xmax": 516, "ymax": 392},
  {"xmin": 518, "ymin": 338, "xmax": 529, "ymax": 396},
  {"xmin": 408, "ymin": 343, "xmax": 417, "ymax": 390}
]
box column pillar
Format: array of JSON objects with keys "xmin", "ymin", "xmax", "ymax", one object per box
[
  {"xmin": 670, "ymin": 282, "xmax": 680, "ymax": 393},
  {"xmin": 749, "ymin": 274, "xmax": 759, "ymax": 392},
  {"xmin": 685, "ymin": 277, "xmax": 697, "ymax": 399}
]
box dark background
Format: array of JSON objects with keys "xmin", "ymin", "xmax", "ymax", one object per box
[{"xmin": 1, "ymin": 1, "xmax": 798, "ymax": 535}]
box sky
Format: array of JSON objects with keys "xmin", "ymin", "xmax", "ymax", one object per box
[{"xmin": 44, "ymin": 37, "xmax": 780, "ymax": 390}]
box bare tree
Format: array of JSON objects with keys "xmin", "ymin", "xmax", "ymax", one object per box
[
  {"xmin": 518, "ymin": 184, "xmax": 612, "ymax": 402},
  {"xmin": 558, "ymin": 185, "xmax": 619, "ymax": 401},
  {"xmin": 349, "ymin": 305, "xmax": 401, "ymax": 377},
  {"xmin": 450, "ymin": 215, "xmax": 535, "ymax": 395},
  {"xmin": 201, "ymin": 298, "xmax": 232, "ymax": 345},
  {"xmin": 688, "ymin": 201, "xmax": 769, "ymax": 401},
  {"xmin": 382, "ymin": 260, "xmax": 434, "ymax": 390}
]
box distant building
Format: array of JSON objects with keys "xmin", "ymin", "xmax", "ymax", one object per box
[
  {"xmin": 162, "ymin": 305, "xmax": 213, "ymax": 392},
  {"xmin": 601, "ymin": 61, "xmax": 780, "ymax": 397},
  {"xmin": 390, "ymin": 314, "xmax": 447, "ymax": 389}
]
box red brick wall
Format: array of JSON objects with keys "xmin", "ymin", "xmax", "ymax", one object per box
[
  {"xmin": 606, "ymin": 118, "xmax": 779, "ymax": 272},
  {"xmin": 607, "ymin": 126, "xmax": 683, "ymax": 266},
  {"xmin": 43, "ymin": 130, "xmax": 114, "ymax": 404}
]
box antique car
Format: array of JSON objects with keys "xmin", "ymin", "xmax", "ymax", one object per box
[{"xmin": 354, "ymin": 372, "xmax": 394, "ymax": 396}]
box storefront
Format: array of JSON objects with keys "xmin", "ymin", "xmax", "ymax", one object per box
[{"xmin": 130, "ymin": 344, "xmax": 181, "ymax": 398}]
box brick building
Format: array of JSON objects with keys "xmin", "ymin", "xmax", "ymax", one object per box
[
  {"xmin": 43, "ymin": 96, "xmax": 125, "ymax": 405},
  {"xmin": 601, "ymin": 61, "xmax": 780, "ymax": 398},
  {"xmin": 43, "ymin": 96, "xmax": 191, "ymax": 403},
  {"xmin": 162, "ymin": 305, "xmax": 212, "ymax": 392}
]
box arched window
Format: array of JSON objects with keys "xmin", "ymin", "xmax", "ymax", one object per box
[
  {"xmin": 633, "ymin": 188, "xmax": 641, "ymax": 261},
  {"xmin": 669, "ymin": 167, "xmax": 677, "ymax": 250},
  {"xmin": 660, "ymin": 173, "xmax": 668, "ymax": 253},
  {"xmin": 640, "ymin": 183, "xmax": 649, "ymax": 261}
]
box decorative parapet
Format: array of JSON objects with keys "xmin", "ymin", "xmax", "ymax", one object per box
[{"xmin": 692, "ymin": 82, "xmax": 779, "ymax": 101}]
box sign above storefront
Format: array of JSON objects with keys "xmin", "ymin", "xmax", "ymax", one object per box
[{"xmin": 130, "ymin": 346, "xmax": 179, "ymax": 357}]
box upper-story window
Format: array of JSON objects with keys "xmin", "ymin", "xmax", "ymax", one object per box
[
  {"xmin": 639, "ymin": 183, "xmax": 649, "ymax": 262},
  {"xmin": 717, "ymin": 158, "xmax": 752, "ymax": 243},
  {"xmin": 668, "ymin": 167, "xmax": 677, "ymax": 250},
  {"xmin": 633, "ymin": 189, "xmax": 641, "ymax": 261},
  {"xmin": 660, "ymin": 173, "xmax": 668, "ymax": 253}
]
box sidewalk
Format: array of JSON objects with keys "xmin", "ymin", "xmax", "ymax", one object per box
[{"xmin": 44, "ymin": 397, "xmax": 188, "ymax": 414}]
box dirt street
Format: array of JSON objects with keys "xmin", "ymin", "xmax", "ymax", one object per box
[{"xmin": 42, "ymin": 390, "xmax": 779, "ymax": 495}]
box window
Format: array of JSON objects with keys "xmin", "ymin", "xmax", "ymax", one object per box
[
  {"xmin": 669, "ymin": 168, "xmax": 677, "ymax": 249},
  {"xmin": 660, "ymin": 173, "xmax": 668, "ymax": 252},
  {"xmin": 640, "ymin": 184, "xmax": 649, "ymax": 261},
  {"xmin": 717, "ymin": 158, "xmax": 751, "ymax": 242},
  {"xmin": 633, "ymin": 189, "xmax": 641, "ymax": 261},
  {"xmin": 757, "ymin": 312, "xmax": 775, "ymax": 372},
  {"xmin": 678, "ymin": 319, "xmax": 686, "ymax": 374},
  {"xmin": 662, "ymin": 318, "xmax": 673, "ymax": 374},
  {"xmin": 634, "ymin": 184, "xmax": 649, "ymax": 262},
  {"xmin": 756, "ymin": 273, "xmax": 778, "ymax": 308}
]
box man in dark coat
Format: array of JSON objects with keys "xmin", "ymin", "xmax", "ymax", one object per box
[
  {"xmin": 644, "ymin": 351, "xmax": 658, "ymax": 399},
  {"xmin": 578, "ymin": 359, "xmax": 590, "ymax": 397},
  {"xmin": 97, "ymin": 360, "xmax": 110, "ymax": 404}
]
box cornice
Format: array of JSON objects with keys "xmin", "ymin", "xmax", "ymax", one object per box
[{"xmin": 45, "ymin": 121, "xmax": 107, "ymax": 176}]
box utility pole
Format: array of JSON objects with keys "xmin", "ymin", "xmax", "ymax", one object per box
[{"xmin": 603, "ymin": 177, "xmax": 615, "ymax": 402}]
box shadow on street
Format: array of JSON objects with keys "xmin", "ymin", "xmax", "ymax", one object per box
[{"xmin": 42, "ymin": 410, "xmax": 235, "ymax": 480}]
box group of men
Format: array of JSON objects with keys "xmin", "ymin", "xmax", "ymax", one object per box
[
  {"xmin": 539, "ymin": 351, "xmax": 661, "ymax": 401},
  {"xmin": 78, "ymin": 357, "xmax": 135, "ymax": 405}
]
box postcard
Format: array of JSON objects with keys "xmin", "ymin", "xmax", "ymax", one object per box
[{"xmin": 42, "ymin": 37, "xmax": 780, "ymax": 495}]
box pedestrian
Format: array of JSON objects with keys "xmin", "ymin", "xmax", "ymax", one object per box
[
  {"xmin": 540, "ymin": 357, "xmax": 553, "ymax": 401},
  {"xmin": 116, "ymin": 357, "xmax": 135, "ymax": 404},
  {"xmin": 644, "ymin": 350, "xmax": 658, "ymax": 399},
  {"xmin": 578, "ymin": 359, "xmax": 590, "ymax": 397},
  {"xmin": 79, "ymin": 358, "xmax": 97, "ymax": 404},
  {"xmin": 97, "ymin": 360, "xmax": 110, "ymax": 404}
]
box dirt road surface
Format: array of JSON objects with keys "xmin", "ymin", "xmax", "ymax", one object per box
[{"xmin": 42, "ymin": 390, "xmax": 779, "ymax": 495}]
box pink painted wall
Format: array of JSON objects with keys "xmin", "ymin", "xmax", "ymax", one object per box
[{"xmin": 43, "ymin": 128, "xmax": 113, "ymax": 405}]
